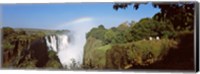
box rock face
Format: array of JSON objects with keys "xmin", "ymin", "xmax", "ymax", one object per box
[
  {"xmin": 82, "ymin": 36, "xmax": 105, "ymax": 69},
  {"xmin": 2, "ymin": 27, "xmax": 63, "ymax": 68},
  {"xmin": 105, "ymin": 45, "xmax": 129, "ymax": 69},
  {"xmin": 28, "ymin": 38, "xmax": 49, "ymax": 67},
  {"xmin": 11, "ymin": 36, "xmax": 63, "ymax": 68}
]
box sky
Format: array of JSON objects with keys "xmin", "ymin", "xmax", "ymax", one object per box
[{"xmin": 2, "ymin": 2, "xmax": 160, "ymax": 30}]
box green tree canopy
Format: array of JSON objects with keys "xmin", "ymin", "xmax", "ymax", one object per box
[
  {"xmin": 104, "ymin": 29, "xmax": 117, "ymax": 44},
  {"xmin": 130, "ymin": 18, "xmax": 176, "ymax": 41},
  {"xmin": 86, "ymin": 25, "xmax": 107, "ymax": 41},
  {"xmin": 113, "ymin": 2, "xmax": 194, "ymax": 31}
]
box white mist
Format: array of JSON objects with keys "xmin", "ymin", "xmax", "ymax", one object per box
[{"xmin": 46, "ymin": 17, "xmax": 97, "ymax": 69}]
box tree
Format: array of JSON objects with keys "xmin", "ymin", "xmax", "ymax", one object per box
[
  {"xmin": 3, "ymin": 27, "xmax": 15, "ymax": 38},
  {"xmin": 18, "ymin": 30, "xmax": 27, "ymax": 35},
  {"xmin": 113, "ymin": 2, "xmax": 195, "ymax": 70},
  {"xmin": 129, "ymin": 18, "xmax": 175, "ymax": 41},
  {"xmin": 86, "ymin": 25, "xmax": 107, "ymax": 41},
  {"xmin": 104, "ymin": 30, "xmax": 117, "ymax": 44},
  {"xmin": 117, "ymin": 22, "xmax": 129, "ymax": 31},
  {"xmin": 106, "ymin": 44, "xmax": 130, "ymax": 69},
  {"xmin": 98, "ymin": 24, "xmax": 105, "ymax": 29},
  {"xmin": 113, "ymin": 2, "xmax": 194, "ymax": 31}
]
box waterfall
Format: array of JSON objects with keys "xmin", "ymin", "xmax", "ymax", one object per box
[
  {"xmin": 45, "ymin": 33, "xmax": 81, "ymax": 69},
  {"xmin": 45, "ymin": 35, "xmax": 58, "ymax": 52}
]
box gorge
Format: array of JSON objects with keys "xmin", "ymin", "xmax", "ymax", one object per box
[{"xmin": 44, "ymin": 32, "xmax": 83, "ymax": 69}]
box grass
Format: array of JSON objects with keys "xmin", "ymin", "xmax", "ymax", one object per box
[
  {"xmin": 96, "ymin": 44, "xmax": 111, "ymax": 52},
  {"xmin": 91, "ymin": 44, "xmax": 112, "ymax": 68}
]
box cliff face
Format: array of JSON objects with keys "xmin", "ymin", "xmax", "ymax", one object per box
[
  {"xmin": 2, "ymin": 27, "xmax": 62, "ymax": 69},
  {"xmin": 28, "ymin": 38, "xmax": 49, "ymax": 67},
  {"xmin": 83, "ymin": 36, "xmax": 178, "ymax": 70},
  {"xmin": 82, "ymin": 36, "xmax": 105, "ymax": 69}
]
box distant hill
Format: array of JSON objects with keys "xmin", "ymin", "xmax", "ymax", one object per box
[{"xmin": 13, "ymin": 28, "xmax": 70, "ymax": 35}]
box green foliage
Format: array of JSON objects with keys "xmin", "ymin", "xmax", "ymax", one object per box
[
  {"xmin": 45, "ymin": 51, "xmax": 62, "ymax": 69},
  {"xmin": 113, "ymin": 2, "xmax": 194, "ymax": 31},
  {"xmin": 3, "ymin": 41, "xmax": 14, "ymax": 51},
  {"xmin": 18, "ymin": 58, "xmax": 37, "ymax": 68},
  {"xmin": 83, "ymin": 36, "xmax": 104, "ymax": 68},
  {"xmin": 91, "ymin": 45, "xmax": 112, "ymax": 69},
  {"xmin": 111, "ymin": 3, "xmax": 194, "ymax": 69},
  {"xmin": 86, "ymin": 25, "xmax": 106, "ymax": 41},
  {"xmin": 104, "ymin": 30, "xmax": 117, "ymax": 44},
  {"xmin": 48, "ymin": 50, "xmax": 57, "ymax": 59},
  {"xmin": 106, "ymin": 44, "xmax": 129, "ymax": 69},
  {"xmin": 152, "ymin": 3, "xmax": 194, "ymax": 31},
  {"xmin": 3, "ymin": 27, "xmax": 15, "ymax": 38},
  {"xmin": 84, "ymin": 36, "xmax": 103, "ymax": 53},
  {"xmin": 45, "ymin": 59, "xmax": 62, "ymax": 69},
  {"xmin": 31, "ymin": 31, "xmax": 46, "ymax": 39},
  {"xmin": 84, "ymin": 17, "xmax": 180, "ymax": 69},
  {"xmin": 114, "ymin": 22, "xmax": 133, "ymax": 43},
  {"xmin": 98, "ymin": 24, "xmax": 105, "ymax": 29},
  {"xmin": 133, "ymin": 39, "xmax": 177, "ymax": 60},
  {"xmin": 129, "ymin": 18, "xmax": 176, "ymax": 41},
  {"xmin": 2, "ymin": 27, "xmax": 62, "ymax": 69},
  {"xmin": 17, "ymin": 30, "xmax": 27, "ymax": 35},
  {"xmin": 117, "ymin": 22, "xmax": 129, "ymax": 31},
  {"xmin": 105, "ymin": 39, "xmax": 177, "ymax": 69}
]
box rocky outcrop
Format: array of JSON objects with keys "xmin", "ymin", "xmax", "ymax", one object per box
[
  {"xmin": 28, "ymin": 38, "xmax": 49, "ymax": 67},
  {"xmin": 2, "ymin": 27, "xmax": 63, "ymax": 68}
]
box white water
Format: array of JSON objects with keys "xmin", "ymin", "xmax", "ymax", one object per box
[
  {"xmin": 45, "ymin": 33, "xmax": 83, "ymax": 69},
  {"xmin": 45, "ymin": 17, "xmax": 96, "ymax": 69},
  {"xmin": 45, "ymin": 35, "xmax": 59, "ymax": 52}
]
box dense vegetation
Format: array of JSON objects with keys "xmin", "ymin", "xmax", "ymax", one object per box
[
  {"xmin": 83, "ymin": 19, "xmax": 179, "ymax": 69},
  {"xmin": 83, "ymin": 2, "xmax": 194, "ymax": 70},
  {"xmin": 2, "ymin": 27, "xmax": 63, "ymax": 69}
]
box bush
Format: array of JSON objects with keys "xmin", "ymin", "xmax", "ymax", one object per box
[
  {"xmin": 83, "ymin": 36, "xmax": 103, "ymax": 68},
  {"xmin": 105, "ymin": 39, "xmax": 178, "ymax": 69}
]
